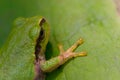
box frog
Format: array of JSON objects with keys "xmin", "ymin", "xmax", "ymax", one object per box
[{"xmin": 0, "ymin": 16, "xmax": 87, "ymax": 80}]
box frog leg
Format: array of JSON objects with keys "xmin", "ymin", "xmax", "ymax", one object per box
[{"xmin": 40, "ymin": 38, "xmax": 87, "ymax": 72}]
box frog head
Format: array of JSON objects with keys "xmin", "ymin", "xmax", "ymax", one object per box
[{"xmin": 14, "ymin": 16, "xmax": 50, "ymax": 60}]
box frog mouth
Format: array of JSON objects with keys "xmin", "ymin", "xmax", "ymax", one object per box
[{"xmin": 34, "ymin": 18, "xmax": 46, "ymax": 80}]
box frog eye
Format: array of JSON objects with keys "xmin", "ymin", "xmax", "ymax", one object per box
[
  {"xmin": 38, "ymin": 18, "xmax": 46, "ymax": 40},
  {"xmin": 39, "ymin": 27, "xmax": 45, "ymax": 41},
  {"xmin": 29, "ymin": 18, "xmax": 46, "ymax": 41}
]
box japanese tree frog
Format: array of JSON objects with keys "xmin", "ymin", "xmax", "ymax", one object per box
[{"xmin": 0, "ymin": 16, "xmax": 87, "ymax": 80}]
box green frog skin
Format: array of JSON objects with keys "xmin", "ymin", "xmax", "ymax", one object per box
[{"xmin": 0, "ymin": 16, "xmax": 87, "ymax": 80}]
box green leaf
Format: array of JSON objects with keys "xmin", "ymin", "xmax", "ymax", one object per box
[
  {"xmin": 40, "ymin": 0, "xmax": 120, "ymax": 80},
  {"xmin": 1, "ymin": 0, "xmax": 120, "ymax": 80}
]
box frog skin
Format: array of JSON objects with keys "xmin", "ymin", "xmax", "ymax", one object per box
[{"xmin": 0, "ymin": 16, "xmax": 87, "ymax": 80}]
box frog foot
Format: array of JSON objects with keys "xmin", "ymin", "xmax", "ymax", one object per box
[
  {"xmin": 58, "ymin": 38, "xmax": 87, "ymax": 65},
  {"xmin": 40, "ymin": 38, "xmax": 87, "ymax": 72}
]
